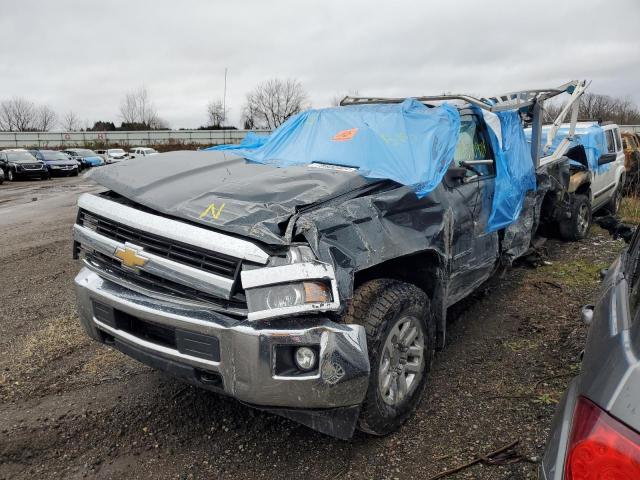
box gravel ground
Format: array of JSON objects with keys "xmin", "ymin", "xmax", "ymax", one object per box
[{"xmin": 0, "ymin": 174, "xmax": 627, "ymax": 479}]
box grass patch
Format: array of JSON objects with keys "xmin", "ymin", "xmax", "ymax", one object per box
[
  {"xmin": 503, "ymin": 337, "xmax": 541, "ymax": 352},
  {"xmin": 536, "ymin": 259, "xmax": 609, "ymax": 290},
  {"xmin": 82, "ymin": 348, "xmax": 125, "ymax": 375},
  {"xmin": 620, "ymin": 195, "xmax": 640, "ymax": 224}
]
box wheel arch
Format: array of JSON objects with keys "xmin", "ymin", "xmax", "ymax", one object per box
[{"xmin": 352, "ymin": 249, "xmax": 448, "ymax": 349}]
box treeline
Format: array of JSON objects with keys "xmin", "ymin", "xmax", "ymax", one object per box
[
  {"xmin": 544, "ymin": 92, "xmax": 640, "ymax": 125},
  {"xmin": 0, "ymin": 78, "xmax": 312, "ymax": 132},
  {"xmin": 6, "ymin": 83, "xmax": 637, "ymax": 133}
]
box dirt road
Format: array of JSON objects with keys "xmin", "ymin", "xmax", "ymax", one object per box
[{"xmin": 0, "ymin": 175, "xmax": 626, "ymax": 479}]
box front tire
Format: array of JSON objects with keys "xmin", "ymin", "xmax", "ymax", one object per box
[
  {"xmin": 559, "ymin": 194, "xmax": 591, "ymax": 241},
  {"xmin": 7, "ymin": 169, "xmax": 14, "ymax": 181},
  {"xmin": 344, "ymin": 279, "xmax": 434, "ymax": 435}
]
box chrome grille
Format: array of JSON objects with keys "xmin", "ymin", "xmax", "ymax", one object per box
[
  {"xmin": 78, "ymin": 209, "xmax": 241, "ymax": 280},
  {"xmin": 81, "ymin": 249, "xmax": 247, "ymax": 314}
]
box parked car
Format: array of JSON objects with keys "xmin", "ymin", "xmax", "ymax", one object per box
[
  {"xmin": 29, "ymin": 149, "xmax": 79, "ymax": 176},
  {"xmin": 72, "ymin": 81, "xmax": 591, "ymax": 439},
  {"xmin": 540, "ymin": 225, "xmax": 640, "ymax": 479},
  {"xmin": 62, "ymin": 148, "xmax": 104, "ymax": 168},
  {"xmin": 94, "ymin": 149, "xmax": 109, "ymax": 162},
  {"xmin": 106, "ymin": 148, "xmax": 128, "ymax": 163},
  {"xmin": 129, "ymin": 147, "xmax": 158, "ymax": 158},
  {"xmin": 0, "ymin": 150, "xmax": 48, "ymax": 181}
]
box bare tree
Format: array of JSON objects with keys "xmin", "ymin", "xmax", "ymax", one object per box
[
  {"xmin": 119, "ymin": 86, "xmax": 164, "ymax": 129},
  {"xmin": 36, "ymin": 105, "xmax": 57, "ymax": 131},
  {"xmin": 0, "ymin": 97, "xmax": 38, "ymax": 131},
  {"xmin": 244, "ymin": 78, "xmax": 309, "ymax": 129},
  {"xmin": 542, "ymin": 101, "xmax": 564, "ymax": 123},
  {"xmin": 206, "ymin": 99, "xmax": 226, "ymax": 127},
  {"xmin": 61, "ymin": 110, "xmax": 81, "ymax": 131},
  {"xmin": 540, "ymin": 92, "xmax": 640, "ymax": 125},
  {"xmin": 242, "ymin": 102, "xmax": 258, "ymax": 130}
]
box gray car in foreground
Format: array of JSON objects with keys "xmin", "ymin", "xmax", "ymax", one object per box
[{"xmin": 540, "ymin": 226, "xmax": 640, "ymax": 479}]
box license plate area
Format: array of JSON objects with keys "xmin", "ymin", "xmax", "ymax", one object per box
[{"xmin": 92, "ymin": 300, "xmax": 220, "ymax": 362}]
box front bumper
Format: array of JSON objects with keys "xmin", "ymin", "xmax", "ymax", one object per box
[
  {"xmin": 16, "ymin": 168, "xmax": 46, "ymax": 178},
  {"xmin": 75, "ymin": 267, "xmax": 370, "ymax": 410}
]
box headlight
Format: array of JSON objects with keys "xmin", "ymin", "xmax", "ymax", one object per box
[
  {"xmin": 241, "ymin": 245, "xmax": 339, "ymax": 321},
  {"xmin": 246, "ymin": 280, "xmax": 332, "ymax": 313}
]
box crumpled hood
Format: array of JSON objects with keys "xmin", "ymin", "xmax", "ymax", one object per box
[{"xmin": 88, "ymin": 150, "xmax": 373, "ymax": 245}]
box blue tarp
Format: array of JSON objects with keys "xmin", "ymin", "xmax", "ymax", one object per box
[
  {"xmin": 525, "ymin": 122, "xmax": 607, "ymax": 172},
  {"xmin": 210, "ymin": 100, "xmax": 538, "ymax": 232},
  {"xmin": 214, "ymin": 131, "xmax": 269, "ymax": 151},
  {"xmin": 207, "ymin": 99, "xmax": 461, "ymax": 197},
  {"xmin": 484, "ymin": 110, "xmax": 537, "ymax": 232}
]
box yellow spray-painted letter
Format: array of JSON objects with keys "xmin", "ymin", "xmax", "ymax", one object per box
[{"xmin": 199, "ymin": 203, "xmax": 226, "ymax": 220}]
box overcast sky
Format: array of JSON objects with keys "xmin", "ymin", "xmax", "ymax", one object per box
[{"xmin": 1, "ymin": 0, "xmax": 639, "ymax": 129}]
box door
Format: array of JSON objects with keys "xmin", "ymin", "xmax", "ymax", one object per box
[
  {"xmin": 447, "ymin": 111, "xmax": 499, "ymax": 304},
  {"xmin": 593, "ymin": 128, "xmax": 621, "ymax": 208}
]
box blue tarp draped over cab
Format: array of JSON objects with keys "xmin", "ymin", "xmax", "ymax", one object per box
[
  {"xmin": 207, "ymin": 99, "xmax": 461, "ymax": 197},
  {"xmin": 484, "ymin": 110, "xmax": 537, "ymax": 233},
  {"xmin": 209, "ymin": 99, "xmax": 538, "ymax": 232}
]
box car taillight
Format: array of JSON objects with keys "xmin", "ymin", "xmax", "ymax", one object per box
[{"xmin": 565, "ymin": 397, "xmax": 640, "ymax": 479}]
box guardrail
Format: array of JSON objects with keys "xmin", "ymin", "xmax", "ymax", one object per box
[{"xmin": 0, "ymin": 129, "xmax": 270, "ymax": 149}]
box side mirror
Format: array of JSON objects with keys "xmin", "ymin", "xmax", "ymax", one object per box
[{"xmin": 598, "ymin": 153, "xmax": 617, "ymax": 166}]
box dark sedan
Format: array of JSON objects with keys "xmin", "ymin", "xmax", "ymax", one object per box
[
  {"xmin": 540, "ymin": 226, "xmax": 640, "ymax": 479},
  {"xmin": 0, "ymin": 150, "xmax": 49, "ymax": 180},
  {"xmin": 29, "ymin": 150, "xmax": 79, "ymax": 176}
]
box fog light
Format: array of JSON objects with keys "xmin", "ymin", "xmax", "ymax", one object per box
[{"xmin": 294, "ymin": 346, "xmax": 317, "ymax": 371}]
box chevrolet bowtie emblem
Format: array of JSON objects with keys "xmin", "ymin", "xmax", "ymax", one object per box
[{"xmin": 114, "ymin": 245, "xmax": 148, "ymax": 269}]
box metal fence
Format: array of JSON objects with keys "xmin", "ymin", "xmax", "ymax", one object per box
[
  {"xmin": 3, "ymin": 125, "xmax": 639, "ymax": 149},
  {"xmin": 0, "ymin": 129, "xmax": 270, "ymax": 149}
]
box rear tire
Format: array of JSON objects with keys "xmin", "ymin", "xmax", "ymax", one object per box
[
  {"xmin": 343, "ymin": 279, "xmax": 435, "ymax": 436},
  {"xmin": 7, "ymin": 169, "xmax": 14, "ymax": 181},
  {"xmin": 558, "ymin": 194, "xmax": 591, "ymax": 241}
]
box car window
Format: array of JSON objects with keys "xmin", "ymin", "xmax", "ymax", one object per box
[
  {"xmin": 453, "ymin": 114, "xmax": 495, "ymax": 177},
  {"xmin": 614, "ymin": 128, "xmax": 621, "ymax": 152},
  {"xmin": 605, "ymin": 130, "xmax": 616, "ymax": 154}
]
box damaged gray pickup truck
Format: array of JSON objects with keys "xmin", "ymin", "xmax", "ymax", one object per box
[{"xmin": 73, "ymin": 80, "xmax": 590, "ymax": 439}]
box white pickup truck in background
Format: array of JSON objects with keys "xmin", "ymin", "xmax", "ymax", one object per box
[{"xmin": 528, "ymin": 120, "xmax": 626, "ymax": 240}]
